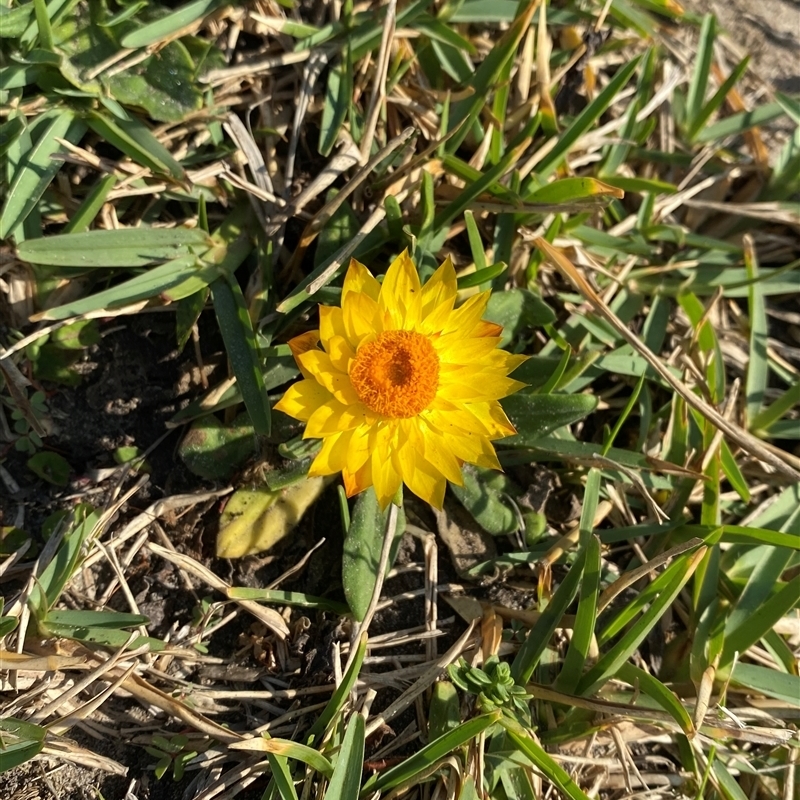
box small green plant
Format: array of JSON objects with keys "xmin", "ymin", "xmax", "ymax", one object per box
[
  {"xmin": 7, "ymin": 389, "xmax": 48, "ymax": 453},
  {"xmin": 144, "ymin": 734, "xmax": 198, "ymax": 781},
  {"xmin": 449, "ymin": 655, "xmax": 532, "ymax": 725}
]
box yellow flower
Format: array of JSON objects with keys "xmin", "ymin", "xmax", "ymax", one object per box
[{"xmin": 275, "ymin": 251, "xmax": 527, "ymax": 509}]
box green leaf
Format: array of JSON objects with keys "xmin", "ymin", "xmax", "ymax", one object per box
[
  {"xmin": 362, "ymin": 713, "xmax": 501, "ymax": 794},
  {"xmin": 526, "ymin": 178, "xmax": 624, "ymax": 204},
  {"xmin": 451, "ymin": 466, "xmax": 519, "ymax": 536},
  {"xmin": 26, "ymin": 452, "xmax": 71, "ymax": 486},
  {"xmin": 731, "ymin": 662, "xmax": 800, "ymax": 707},
  {"xmin": 324, "ymin": 714, "xmax": 365, "ymax": 800},
  {"xmin": 0, "ymin": 110, "xmax": 85, "ymax": 240},
  {"xmin": 85, "ymin": 111, "xmax": 185, "ymax": 179},
  {"xmin": 685, "ymin": 14, "xmax": 715, "ymax": 132},
  {"xmin": 106, "ymin": 39, "xmax": 204, "ymax": 124},
  {"xmin": 0, "ymin": 718, "xmax": 46, "ymax": 774},
  {"xmin": 581, "ymin": 548, "xmax": 704, "ymax": 695},
  {"xmin": 226, "ymin": 588, "xmax": 348, "ymax": 615},
  {"xmin": 555, "ymin": 536, "xmax": 601, "ymax": 693},
  {"xmin": 36, "ymin": 256, "xmax": 220, "ymax": 321},
  {"xmin": 501, "ymin": 722, "xmax": 592, "ymax": 800},
  {"xmin": 720, "ymin": 574, "xmax": 800, "ymax": 667},
  {"xmin": 17, "ymin": 227, "xmax": 210, "ymax": 268},
  {"xmin": 744, "ymin": 240, "xmax": 768, "ymax": 426},
  {"xmin": 266, "ymin": 754, "xmax": 299, "ymax": 800},
  {"xmin": 315, "ymin": 193, "xmax": 360, "ymax": 268},
  {"xmin": 534, "ymin": 56, "xmax": 642, "ymax": 178},
  {"xmin": 342, "ymin": 489, "xmax": 405, "ymax": 621},
  {"xmin": 500, "ymin": 394, "xmax": 598, "ymax": 444},
  {"xmin": 306, "ymin": 634, "xmax": 368, "ymax": 744},
  {"xmin": 319, "ymin": 54, "xmax": 352, "ymax": 156},
  {"xmin": 27, "ymin": 505, "xmax": 100, "ymax": 616},
  {"xmin": 43, "ymin": 609, "xmax": 148, "ymax": 630},
  {"xmin": 695, "ymin": 100, "xmax": 788, "ymax": 144},
  {"xmin": 485, "ymin": 289, "xmax": 556, "ymax": 347},
  {"xmin": 428, "ymin": 681, "xmax": 461, "ymax": 740},
  {"xmin": 216, "ymin": 478, "xmax": 328, "ymax": 559},
  {"xmin": 616, "ymin": 663, "xmax": 695, "ymax": 735},
  {"xmin": 446, "ymin": 0, "xmax": 539, "ymax": 152},
  {"xmin": 178, "ymin": 413, "xmax": 257, "ymax": 480},
  {"xmin": 210, "ymin": 276, "xmax": 271, "ymax": 436},
  {"xmin": 512, "ymin": 544, "xmax": 587, "ymax": 685},
  {"xmin": 120, "ymin": 0, "xmax": 227, "ymax": 49}
]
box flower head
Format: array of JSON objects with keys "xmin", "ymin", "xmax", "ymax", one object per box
[{"xmin": 275, "ymin": 251, "xmax": 527, "ymax": 509}]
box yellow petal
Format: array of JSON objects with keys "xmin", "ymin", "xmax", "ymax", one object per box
[
  {"xmin": 274, "ymin": 379, "xmax": 332, "ymax": 421},
  {"xmin": 436, "ymin": 334, "xmax": 503, "ymax": 364},
  {"xmin": 343, "ymin": 291, "xmax": 382, "ymax": 348},
  {"xmin": 319, "ymin": 305, "xmax": 347, "ymax": 349},
  {"xmin": 305, "ymin": 398, "xmax": 371, "ymax": 438},
  {"xmin": 371, "ymin": 424, "xmax": 402, "ymax": 508},
  {"xmin": 441, "ymin": 429, "xmax": 502, "ymax": 471},
  {"xmin": 326, "ymin": 333, "xmax": 355, "ymax": 373},
  {"xmin": 438, "ymin": 374, "xmax": 527, "ymax": 402},
  {"xmin": 296, "ymin": 350, "xmax": 361, "ymax": 405},
  {"xmin": 465, "ymin": 401, "xmax": 517, "ymax": 439},
  {"xmin": 379, "ymin": 249, "xmax": 422, "ymax": 330},
  {"xmin": 343, "ymin": 258, "xmax": 381, "ymax": 304},
  {"xmin": 399, "ymin": 446, "xmax": 447, "ymax": 508},
  {"xmin": 309, "ymin": 430, "xmax": 352, "ymax": 476},
  {"xmin": 343, "ymin": 459, "xmax": 373, "ymax": 497},
  {"xmin": 424, "ymin": 407, "xmax": 490, "ymax": 437},
  {"xmin": 420, "ymin": 256, "xmax": 457, "ymax": 318},
  {"xmin": 441, "ymin": 291, "xmax": 491, "ymax": 336},
  {"xmin": 287, "ymin": 331, "xmax": 321, "ymax": 378},
  {"xmin": 472, "ymin": 320, "xmax": 503, "ymax": 339},
  {"xmin": 418, "ymin": 422, "xmax": 464, "ymax": 485}
]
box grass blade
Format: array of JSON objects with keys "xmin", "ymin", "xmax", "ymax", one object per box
[{"xmin": 209, "ymin": 276, "xmax": 271, "ymax": 436}]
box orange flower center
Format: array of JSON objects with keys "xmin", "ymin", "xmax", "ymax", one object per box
[{"xmin": 349, "ymin": 330, "xmax": 439, "ymax": 418}]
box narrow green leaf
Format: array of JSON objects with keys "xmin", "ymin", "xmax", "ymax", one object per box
[
  {"xmin": 0, "ymin": 110, "xmax": 85, "ymax": 240},
  {"xmin": 306, "ymin": 634, "xmax": 368, "ymax": 744},
  {"xmin": 120, "ymin": 0, "xmax": 226, "ymax": 48},
  {"xmin": 581, "ymin": 548, "xmax": 704, "ymax": 695},
  {"xmin": 362, "ymin": 713, "xmax": 501, "ymax": 795},
  {"xmin": 695, "ymin": 100, "xmax": 787, "ymax": 143},
  {"xmin": 616, "ymin": 663, "xmax": 695, "ymax": 735},
  {"xmin": 720, "ymin": 574, "xmax": 800, "ymax": 667},
  {"xmin": 227, "ymin": 588, "xmax": 348, "ymax": 614},
  {"xmin": 512, "ymin": 545, "xmax": 587, "ymax": 685},
  {"xmin": 0, "ymin": 718, "xmax": 46, "ymax": 774},
  {"xmin": 36, "ymin": 256, "xmax": 220, "ymax": 321},
  {"xmin": 266, "ymin": 753, "xmax": 299, "ymax": 800},
  {"xmin": 86, "ymin": 111, "xmax": 185, "ymax": 179},
  {"xmin": 685, "ymin": 14, "xmax": 715, "ymax": 131},
  {"xmin": 744, "ymin": 239, "xmax": 768, "ymax": 426},
  {"xmin": 319, "ymin": 54, "xmax": 352, "ymax": 156},
  {"xmin": 210, "ymin": 276, "xmax": 271, "ymax": 436},
  {"xmin": 501, "ymin": 723, "xmax": 592, "ymax": 800},
  {"xmin": 555, "ymin": 536, "xmax": 601, "ymax": 694},
  {"xmin": 534, "ymin": 57, "xmax": 641, "ymax": 178},
  {"xmin": 63, "ymin": 174, "xmax": 118, "ymax": 234},
  {"xmin": 446, "ymin": 0, "xmax": 539, "ymax": 152},
  {"xmin": 751, "ymin": 377, "xmax": 800, "ymax": 436},
  {"xmin": 731, "ymin": 662, "xmax": 800, "ymax": 707},
  {"xmin": 17, "ymin": 227, "xmax": 210, "ymax": 268},
  {"xmin": 324, "ymin": 714, "xmax": 365, "ymax": 800},
  {"xmin": 689, "ymin": 56, "xmax": 750, "ymax": 141}
]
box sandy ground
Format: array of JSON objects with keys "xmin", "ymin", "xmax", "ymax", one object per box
[{"xmin": 686, "ymin": 0, "xmax": 800, "ymax": 94}]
